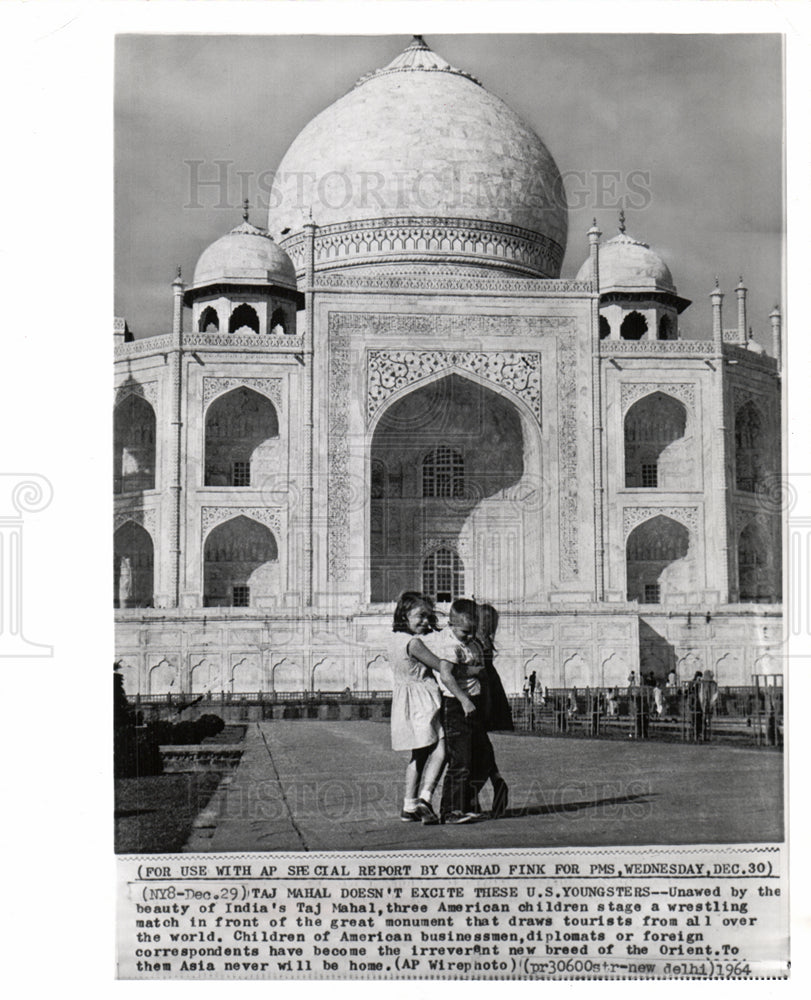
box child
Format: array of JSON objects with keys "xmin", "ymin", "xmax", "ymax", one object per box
[
  {"xmin": 388, "ymin": 592, "xmax": 450, "ymax": 825},
  {"xmin": 474, "ymin": 602, "xmax": 511, "ymax": 819},
  {"xmin": 423, "ymin": 598, "xmax": 491, "ymax": 824}
]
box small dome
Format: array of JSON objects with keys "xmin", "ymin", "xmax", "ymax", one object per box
[
  {"xmin": 193, "ymin": 219, "xmax": 298, "ymax": 291},
  {"xmin": 577, "ymin": 230, "xmax": 675, "ymax": 294}
]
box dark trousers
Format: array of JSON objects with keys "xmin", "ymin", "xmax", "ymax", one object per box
[{"xmin": 441, "ymin": 695, "xmax": 490, "ymax": 815}]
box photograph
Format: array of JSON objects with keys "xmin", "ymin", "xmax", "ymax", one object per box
[{"xmin": 113, "ymin": 32, "xmax": 784, "ymax": 857}]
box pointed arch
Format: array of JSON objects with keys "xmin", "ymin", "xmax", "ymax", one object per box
[
  {"xmin": 114, "ymin": 520, "xmax": 154, "ymax": 608},
  {"xmin": 738, "ymin": 519, "xmax": 776, "ymax": 603},
  {"xmin": 626, "ymin": 514, "xmax": 690, "ymax": 604},
  {"xmin": 203, "ymin": 515, "xmax": 278, "ymax": 608},
  {"xmin": 204, "ymin": 386, "xmax": 279, "ymax": 486},
  {"xmin": 624, "ymin": 392, "xmax": 688, "ymax": 489},
  {"xmin": 229, "ymin": 303, "xmax": 260, "ymax": 334},
  {"xmin": 270, "ymin": 307, "xmax": 287, "ymax": 336},
  {"xmin": 114, "ymin": 394, "xmax": 156, "ymax": 493},
  {"xmin": 620, "ymin": 311, "xmax": 647, "ymax": 340},
  {"xmin": 369, "ymin": 370, "xmax": 542, "ymax": 604},
  {"xmin": 658, "ymin": 315, "xmax": 674, "ymax": 340},
  {"xmin": 735, "ymin": 400, "xmax": 767, "ymax": 493},
  {"xmin": 199, "ymin": 305, "xmax": 219, "ymax": 333},
  {"xmin": 599, "ymin": 315, "xmax": 611, "ymax": 340}
]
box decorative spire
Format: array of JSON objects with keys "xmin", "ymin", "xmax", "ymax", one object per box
[
  {"xmin": 243, "ymin": 198, "xmax": 250, "ymax": 223},
  {"xmin": 618, "ymin": 209, "xmax": 626, "ymax": 234},
  {"xmin": 355, "ymin": 35, "xmax": 481, "ymax": 88}
]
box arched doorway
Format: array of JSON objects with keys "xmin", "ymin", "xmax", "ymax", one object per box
[
  {"xmin": 624, "ymin": 392, "xmax": 689, "ymax": 489},
  {"xmin": 203, "ymin": 516, "xmax": 279, "ymax": 607},
  {"xmin": 369, "ymin": 373, "xmax": 539, "ymax": 603},
  {"xmin": 204, "ymin": 387, "xmax": 279, "ymax": 487},
  {"xmin": 229, "ymin": 303, "xmax": 260, "ymax": 334},
  {"xmin": 735, "ymin": 401, "xmax": 767, "ymax": 493},
  {"xmin": 738, "ymin": 520, "xmax": 777, "ymax": 602},
  {"xmin": 114, "ymin": 521, "xmax": 154, "ymax": 608},
  {"xmin": 626, "ymin": 515, "xmax": 691, "ymax": 604},
  {"xmin": 114, "ymin": 395, "xmax": 156, "ymax": 493}
]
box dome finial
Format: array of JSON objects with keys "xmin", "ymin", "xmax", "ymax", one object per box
[
  {"xmin": 618, "ymin": 209, "xmax": 626, "ymax": 234},
  {"xmin": 243, "ymin": 198, "xmax": 250, "ymax": 223}
]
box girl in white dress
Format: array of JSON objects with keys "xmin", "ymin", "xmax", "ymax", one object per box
[{"xmin": 388, "ymin": 592, "xmax": 447, "ymax": 824}]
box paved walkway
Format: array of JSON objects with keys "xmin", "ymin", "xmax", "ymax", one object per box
[{"xmin": 185, "ymin": 720, "xmax": 783, "ymax": 852}]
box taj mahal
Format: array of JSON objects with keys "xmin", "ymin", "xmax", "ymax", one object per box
[{"xmin": 114, "ymin": 37, "xmax": 782, "ymax": 697}]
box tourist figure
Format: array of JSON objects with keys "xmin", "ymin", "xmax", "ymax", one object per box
[
  {"xmin": 528, "ymin": 670, "xmax": 537, "ymax": 701},
  {"xmin": 387, "ymin": 592, "xmax": 448, "ymax": 825},
  {"xmin": 423, "ymin": 598, "xmax": 490, "ymax": 824},
  {"xmin": 607, "ymin": 686, "xmax": 619, "ymax": 717},
  {"xmin": 688, "ymin": 670, "xmax": 705, "ymax": 740}
]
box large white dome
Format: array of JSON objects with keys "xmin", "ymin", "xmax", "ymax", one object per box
[{"xmin": 268, "ymin": 37, "xmax": 568, "ymax": 278}]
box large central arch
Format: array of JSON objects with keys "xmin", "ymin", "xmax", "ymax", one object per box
[{"xmin": 368, "ymin": 372, "xmax": 543, "ymax": 604}]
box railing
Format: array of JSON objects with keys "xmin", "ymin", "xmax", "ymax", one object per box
[
  {"xmin": 134, "ymin": 690, "xmax": 393, "ymax": 705},
  {"xmin": 510, "ymin": 684, "xmax": 782, "ymax": 747}
]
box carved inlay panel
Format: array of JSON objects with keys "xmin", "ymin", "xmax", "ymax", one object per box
[
  {"xmin": 202, "ymin": 376, "xmax": 282, "ymax": 407},
  {"xmin": 557, "ymin": 338, "xmax": 579, "ymax": 579},
  {"xmin": 115, "ymin": 381, "xmax": 158, "ymax": 409},
  {"xmin": 114, "ymin": 507, "xmax": 157, "ymax": 536},
  {"xmin": 367, "ymin": 350, "xmax": 541, "ymax": 423},
  {"xmin": 623, "ymin": 506, "xmax": 699, "ymax": 537},
  {"xmin": 620, "ymin": 382, "xmax": 696, "ymax": 412},
  {"xmin": 201, "ymin": 506, "xmax": 282, "ymax": 536}
]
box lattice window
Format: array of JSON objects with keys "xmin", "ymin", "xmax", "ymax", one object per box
[
  {"xmin": 641, "ymin": 463, "xmax": 658, "ymax": 488},
  {"xmin": 642, "ymin": 583, "xmax": 661, "ymax": 604},
  {"xmin": 422, "ymin": 548, "xmax": 464, "ymax": 604},
  {"xmin": 232, "ymin": 585, "xmax": 250, "ymax": 607},
  {"xmin": 232, "ymin": 461, "xmax": 251, "ymax": 487},
  {"xmin": 422, "ymin": 447, "xmax": 464, "ymax": 498}
]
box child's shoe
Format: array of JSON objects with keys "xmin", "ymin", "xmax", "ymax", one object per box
[
  {"xmin": 415, "ymin": 799, "xmax": 440, "ymax": 825},
  {"xmin": 442, "ymin": 811, "xmax": 478, "ymax": 824},
  {"xmin": 400, "ymin": 809, "xmax": 420, "ymax": 822}
]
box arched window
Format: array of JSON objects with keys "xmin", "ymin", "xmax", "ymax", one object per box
[
  {"xmin": 599, "ymin": 315, "xmax": 611, "ymax": 340},
  {"xmin": 423, "ymin": 447, "xmax": 464, "ymax": 498},
  {"xmin": 626, "ymin": 515, "xmax": 690, "ymax": 604},
  {"xmin": 204, "ymin": 387, "xmax": 278, "ymax": 486},
  {"xmin": 270, "ymin": 307, "xmax": 287, "ymax": 336},
  {"xmin": 658, "ymin": 315, "xmax": 675, "ymax": 340},
  {"xmin": 203, "ymin": 516, "xmax": 278, "ymax": 608},
  {"xmin": 114, "ymin": 521, "xmax": 154, "ymax": 608},
  {"xmin": 624, "ymin": 392, "xmax": 687, "ymax": 489},
  {"xmin": 620, "ymin": 311, "xmax": 648, "ymax": 340},
  {"xmin": 738, "ymin": 521, "xmax": 773, "ymax": 602},
  {"xmin": 114, "ymin": 394, "xmax": 156, "ymax": 493},
  {"xmin": 199, "ymin": 306, "xmax": 219, "ymax": 333},
  {"xmin": 228, "ymin": 303, "xmax": 260, "ymax": 334},
  {"xmin": 422, "ymin": 547, "xmax": 464, "ymax": 604},
  {"xmin": 735, "ymin": 402, "xmax": 766, "ymax": 493}
]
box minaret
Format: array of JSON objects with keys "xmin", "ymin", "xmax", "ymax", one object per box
[
  {"xmin": 710, "ymin": 277, "xmax": 724, "ymax": 351},
  {"xmin": 735, "ymin": 276, "xmax": 747, "ymax": 345},
  {"xmin": 172, "ymin": 266, "xmax": 184, "ymax": 336},
  {"xmin": 770, "ymin": 305, "xmax": 782, "ymax": 369}
]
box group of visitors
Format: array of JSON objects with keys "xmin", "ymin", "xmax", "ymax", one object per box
[{"xmin": 388, "ymin": 592, "xmax": 512, "ymax": 825}]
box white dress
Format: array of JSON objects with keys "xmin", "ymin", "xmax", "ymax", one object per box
[{"xmin": 388, "ymin": 631, "xmax": 442, "ymax": 751}]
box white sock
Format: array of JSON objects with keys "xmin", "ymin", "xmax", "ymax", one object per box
[{"xmin": 403, "ymin": 797, "xmax": 418, "ymax": 812}]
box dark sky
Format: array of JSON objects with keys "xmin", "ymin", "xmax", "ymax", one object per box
[{"xmin": 115, "ymin": 33, "xmax": 783, "ymax": 343}]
